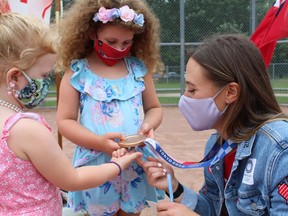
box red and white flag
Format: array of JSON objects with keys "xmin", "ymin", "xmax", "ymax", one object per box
[
  {"xmin": 0, "ymin": 0, "xmax": 11, "ymax": 13},
  {"xmin": 1, "ymin": 0, "xmax": 53, "ymax": 24},
  {"xmin": 251, "ymin": 0, "xmax": 288, "ymax": 68}
]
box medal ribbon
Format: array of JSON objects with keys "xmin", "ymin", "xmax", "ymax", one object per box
[{"xmin": 142, "ymin": 138, "xmax": 237, "ymax": 169}]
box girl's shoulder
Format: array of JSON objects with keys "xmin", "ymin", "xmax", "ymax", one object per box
[
  {"xmin": 69, "ymin": 58, "xmax": 91, "ymax": 88},
  {"xmin": 125, "ymin": 56, "xmax": 145, "ymax": 69},
  {"xmin": 3, "ymin": 112, "xmax": 51, "ymax": 133},
  {"xmin": 70, "ymin": 58, "xmax": 88, "ymax": 74},
  {"xmin": 125, "ymin": 56, "xmax": 147, "ymax": 79}
]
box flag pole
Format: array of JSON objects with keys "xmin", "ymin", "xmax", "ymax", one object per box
[{"xmin": 55, "ymin": 0, "xmax": 63, "ymax": 148}]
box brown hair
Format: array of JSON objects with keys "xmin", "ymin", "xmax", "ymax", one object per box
[
  {"xmin": 57, "ymin": 0, "xmax": 162, "ymax": 73},
  {"xmin": 189, "ymin": 34, "xmax": 287, "ymax": 141}
]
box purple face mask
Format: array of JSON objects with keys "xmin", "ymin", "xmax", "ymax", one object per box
[{"xmin": 178, "ymin": 87, "xmax": 228, "ymax": 131}]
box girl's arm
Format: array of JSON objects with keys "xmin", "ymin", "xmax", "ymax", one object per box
[
  {"xmin": 8, "ymin": 119, "xmax": 141, "ymax": 191},
  {"xmin": 140, "ymin": 73, "xmax": 163, "ymax": 137},
  {"xmin": 56, "ymin": 70, "xmax": 121, "ymax": 155}
]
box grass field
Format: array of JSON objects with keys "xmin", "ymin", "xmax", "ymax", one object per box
[
  {"xmin": 156, "ymin": 79, "xmax": 288, "ymax": 105},
  {"xmin": 43, "ymin": 79, "xmax": 288, "ymax": 107},
  {"xmin": 270, "ymin": 79, "xmax": 288, "ymax": 88}
]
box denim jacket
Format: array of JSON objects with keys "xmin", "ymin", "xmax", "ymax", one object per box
[{"xmin": 181, "ymin": 120, "xmax": 288, "ymax": 216}]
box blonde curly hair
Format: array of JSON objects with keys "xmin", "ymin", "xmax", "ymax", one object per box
[
  {"xmin": 0, "ymin": 13, "xmax": 56, "ymax": 76},
  {"xmin": 57, "ymin": 0, "xmax": 162, "ymax": 73}
]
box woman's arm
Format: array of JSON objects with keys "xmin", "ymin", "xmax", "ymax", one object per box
[
  {"xmin": 141, "ymin": 157, "xmax": 198, "ymax": 215},
  {"xmin": 268, "ymin": 147, "xmax": 288, "ymax": 215},
  {"xmin": 141, "ymin": 157, "xmax": 217, "ymax": 215}
]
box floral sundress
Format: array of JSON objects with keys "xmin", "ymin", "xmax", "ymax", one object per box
[{"xmin": 67, "ymin": 57, "xmax": 164, "ymax": 215}]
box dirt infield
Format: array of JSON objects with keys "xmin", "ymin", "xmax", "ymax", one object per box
[{"xmin": 35, "ymin": 106, "xmax": 288, "ymax": 216}]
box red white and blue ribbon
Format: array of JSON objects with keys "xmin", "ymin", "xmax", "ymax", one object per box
[{"xmin": 139, "ymin": 138, "xmax": 237, "ymax": 169}]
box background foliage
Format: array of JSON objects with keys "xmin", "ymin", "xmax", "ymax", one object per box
[{"xmin": 47, "ymin": 0, "xmax": 287, "ymax": 106}]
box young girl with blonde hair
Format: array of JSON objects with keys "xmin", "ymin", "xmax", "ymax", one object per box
[{"xmin": 0, "ymin": 12, "xmax": 142, "ymax": 216}]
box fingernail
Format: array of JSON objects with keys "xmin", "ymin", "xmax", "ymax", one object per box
[
  {"xmin": 162, "ymin": 172, "xmax": 166, "ymax": 176},
  {"xmin": 157, "ymin": 163, "xmax": 162, "ymax": 167},
  {"xmin": 163, "ymin": 169, "xmax": 167, "ymax": 173}
]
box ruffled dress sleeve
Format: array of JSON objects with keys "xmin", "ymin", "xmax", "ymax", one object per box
[{"xmin": 70, "ymin": 57, "xmax": 146, "ymax": 102}]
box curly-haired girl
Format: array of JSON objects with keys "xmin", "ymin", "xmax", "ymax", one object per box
[{"xmin": 56, "ymin": 0, "xmax": 164, "ymax": 215}]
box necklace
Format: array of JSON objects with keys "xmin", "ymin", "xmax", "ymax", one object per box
[{"xmin": 0, "ymin": 99, "xmax": 23, "ymax": 113}]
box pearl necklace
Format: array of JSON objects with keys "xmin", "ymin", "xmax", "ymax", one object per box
[{"xmin": 0, "ymin": 99, "xmax": 23, "ymax": 113}]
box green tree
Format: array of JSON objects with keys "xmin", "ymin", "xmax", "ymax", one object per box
[
  {"xmin": 146, "ymin": 0, "xmax": 282, "ymax": 68},
  {"xmin": 54, "ymin": 0, "xmax": 287, "ymax": 68}
]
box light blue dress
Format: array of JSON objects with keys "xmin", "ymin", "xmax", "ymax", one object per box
[{"xmin": 67, "ymin": 57, "xmax": 164, "ymax": 215}]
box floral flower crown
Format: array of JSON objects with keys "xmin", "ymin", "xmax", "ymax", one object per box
[{"xmin": 93, "ymin": 5, "xmax": 144, "ymax": 27}]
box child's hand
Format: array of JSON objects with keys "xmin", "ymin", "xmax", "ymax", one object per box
[
  {"xmin": 139, "ymin": 122, "xmax": 155, "ymax": 138},
  {"xmin": 101, "ymin": 132, "xmax": 123, "ymax": 155},
  {"xmin": 112, "ymin": 148, "xmax": 128, "ymax": 158},
  {"xmin": 111, "ymin": 148, "xmax": 143, "ymax": 170}
]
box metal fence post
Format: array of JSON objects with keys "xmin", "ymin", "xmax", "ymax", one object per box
[{"xmin": 180, "ymin": 0, "xmax": 185, "ymax": 95}]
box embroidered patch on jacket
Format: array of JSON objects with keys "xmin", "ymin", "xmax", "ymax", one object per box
[
  {"xmin": 278, "ymin": 177, "xmax": 288, "ymax": 204},
  {"xmin": 242, "ymin": 158, "xmax": 257, "ymax": 185},
  {"xmin": 208, "ymin": 166, "xmax": 212, "ymax": 174},
  {"xmin": 200, "ymin": 185, "xmax": 207, "ymax": 195}
]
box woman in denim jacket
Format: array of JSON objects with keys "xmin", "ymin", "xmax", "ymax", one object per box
[{"xmin": 141, "ymin": 34, "xmax": 288, "ymax": 215}]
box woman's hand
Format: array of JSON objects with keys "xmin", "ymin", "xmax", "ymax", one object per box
[
  {"xmin": 111, "ymin": 148, "xmax": 142, "ymax": 170},
  {"xmin": 157, "ymin": 201, "xmax": 195, "ymax": 216},
  {"xmin": 140, "ymin": 157, "xmax": 178, "ymax": 192}
]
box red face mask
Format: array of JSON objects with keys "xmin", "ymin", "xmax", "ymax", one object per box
[{"xmin": 94, "ymin": 39, "xmax": 131, "ymax": 66}]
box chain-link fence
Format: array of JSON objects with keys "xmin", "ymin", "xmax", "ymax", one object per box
[
  {"xmin": 44, "ymin": 0, "xmax": 288, "ymax": 107},
  {"xmin": 150, "ymin": 0, "xmax": 288, "ymax": 105}
]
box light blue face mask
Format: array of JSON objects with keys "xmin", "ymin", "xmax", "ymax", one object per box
[
  {"xmin": 17, "ymin": 71, "xmax": 51, "ymax": 109},
  {"xmin": 178, "ymin": 87, "xmax": 228, "ymax": 131}
]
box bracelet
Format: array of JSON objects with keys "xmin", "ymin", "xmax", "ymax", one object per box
[
  {"xmin": 109, "ymin": 161, "xmax": 122, "ymax": 176},
  {"xmin": 165, "ymin": 182, "xmax": 184, "ymax": 200}
]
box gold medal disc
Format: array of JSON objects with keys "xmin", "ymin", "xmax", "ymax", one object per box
[{"xmin": 118, "ymin": 134, "xmax": 146, "ymax": 148}]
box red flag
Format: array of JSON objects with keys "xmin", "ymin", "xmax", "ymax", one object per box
[
  {"xmin": 0, "ymin": 0, "xmax": 11, "ymax": 13},
  {"xmin": 251, "ymin": 0, "xmax": 288, "ymax": 68}
]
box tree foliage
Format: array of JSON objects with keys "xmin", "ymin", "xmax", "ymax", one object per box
[
  {"xmin": 51, "ymin": 0, "xmax": 287, "ymax": 66},
  {"xmin": 145, "ymin": 0, "xmax": 286, "ymax": 66}
]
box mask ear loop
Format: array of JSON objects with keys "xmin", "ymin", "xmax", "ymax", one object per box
[
  {"xmin": 213, "ymin": 85, "xmax": 229, "ymax": 114},
  {"xmin": 212, "ymin": 86, "xmax": 227, "ymax": 99},
  {"xmin": 21, "ymin": 70, "xmax": 32, "ymax": 83},
  {"xmin": 220, "ymin": 103, "xmax": 229, "ymax": 114}
]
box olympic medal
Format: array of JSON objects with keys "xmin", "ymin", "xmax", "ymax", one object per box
[{"xmin": 118, "ymin": 134, "xmax": 146, "ymax": 148}]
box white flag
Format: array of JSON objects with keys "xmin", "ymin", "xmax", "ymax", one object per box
[{"xmin": 7, "ymin": 0, "xmax": 53, "ymax": 24}]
